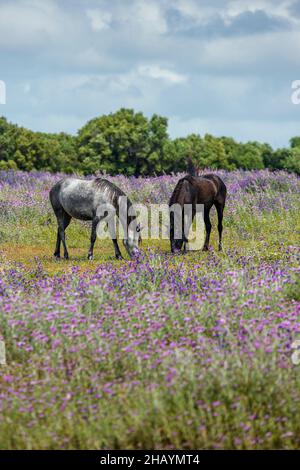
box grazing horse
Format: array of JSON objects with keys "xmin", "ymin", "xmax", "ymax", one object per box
[
  {"xmin": 169, "ymin": 174, "xmax": 227, "ymax": 253},
  {"xmin": 49, "ymin": 177, "xmax": 141, "ymax": 260}
]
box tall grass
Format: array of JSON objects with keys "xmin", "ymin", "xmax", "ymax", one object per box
[{"xmin": 0, "ymin": 169, "xmax": 299, "ymax": 449}]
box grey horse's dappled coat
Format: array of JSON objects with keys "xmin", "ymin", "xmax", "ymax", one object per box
[{"xmin": 49, "ymin": 177, "xmax": 140, "ymax": 260}]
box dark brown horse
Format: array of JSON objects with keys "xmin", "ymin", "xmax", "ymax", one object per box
[{"xmin": 169, "ymin": 174, "xmax": 227, "ymax": 253}]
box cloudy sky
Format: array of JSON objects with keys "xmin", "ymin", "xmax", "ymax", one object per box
[{"xmin": 0, "ymin": 0, "xmax": 300, "ymax": 147}]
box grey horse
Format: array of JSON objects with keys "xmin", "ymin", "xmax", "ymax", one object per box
[{"xmin": 49, "ymin": 177, "xmax": 141, "ymax": 260}]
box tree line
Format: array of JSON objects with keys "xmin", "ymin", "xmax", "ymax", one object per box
[{"xmin": 0, "ymin": 109, "xmax": 299, "ymax": 175}]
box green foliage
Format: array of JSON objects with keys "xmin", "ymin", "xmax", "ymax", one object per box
[
  {"xmin": 290, "ymin": 136, "xmax": 300, "ymax": 148},
  {"xmin": 283, "ymin": 147, "xmax": 300, "ymax": 175},
  {"xmin": 0, "ymin": 114, "xmax": 300, "ymax": 175},
  {"xmin": 235, "ymin": 142, "xmax": 264, "ymax": 170},
  {"xmin": 221, "ymin": 138, "xmax": 265, "ymax": 170},
  {"xmin": 198, "ymin": 134, "xmax": 230, "ymax": 169},
  {"xmin": 163, "ymin": 133, "xmax": 231, "ymax": 172},
  {"xmin": 0, "ymin": 116, "xmax": 78, "ymax": 173},
  {"xmin": 263, "ymin": 147, "xmax": 288, "ymax": 170},
  {"xmin": 0, "ymin": 170, "xmax": 299, "ymax": 449},
  {"xmin": 263, "ymin": 146, "xmax": 300, "ymax": 175},
  {"xmin": 77, "ymin": 109, "xmax": 168, "ymax": 175}
]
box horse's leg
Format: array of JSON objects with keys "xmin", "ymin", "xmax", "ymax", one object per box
[
  {"xmin": 112, "ymin": 239, "xmax": 123, "ymax": 260},
  {"xmin": 183, "ymin": 213, "xmax": 192, "ymax": 253},
  {"xmin": 54, "ymin": 210, "xmax": 70, "ymax": 259},
  {"xmin": 58, "ymin": 211, "xmax": 71, "ymax": 260},
  {"xmin": 107, "ymin": 221, "xmax": 123, "ymax": 259},
  {"xmin": 54, "ymin": 228, "xmax": 61, "ymax": 258},
  {"xmin": 215, "ymin": 202, "xmax": 224, "ymax": 251},
  {"xmin": 203, "ymin": 205, "xmax": 212, "ymax": 251},
  {"xmin": 88, "ymin": 216, "xmax": 100, "ymax": 260},
  {"xmin": 184, "ymin": 203, "xmax": 196, "ymax": 253}
]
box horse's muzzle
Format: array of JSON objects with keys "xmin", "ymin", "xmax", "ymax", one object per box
[
  {"xmin": 171, "ymin": 239, "xmax": 183, "ymax": 254},
  {"xmin": 130, "ymin": 247, "xmax": 140, "ymax": 259}
]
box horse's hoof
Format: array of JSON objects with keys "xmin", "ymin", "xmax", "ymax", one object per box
[
  {"xmin": 88, "ymin": 255, "xmax": 93, "ymax": 260},
  {"xmin": 64, "ymin": 255, "xmax": 69, "ymax": 260},
  {"xmin": 54, "ymin": 254, "xmax": 60, "ymax": 259},
  {"xmin": 116, "ymin": 254, "xmax": 123, "ymax": 260},
  {"xmin": 202, "ymin": 246, "xmax": 209, "ymax": 252}
]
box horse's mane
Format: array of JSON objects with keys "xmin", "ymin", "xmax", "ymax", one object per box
[
  {"xmin": 93, "ymin": 178, "xmax": 130, "ymax": 206},
  {"xmin": 169, "ymin": 176, "xmax": 194, "ymax": 206},
  {"xmin": 93, "ymin": 178, "xmax": 137, "ymax": 222}
]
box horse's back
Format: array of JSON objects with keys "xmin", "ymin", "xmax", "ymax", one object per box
[
  {"xmin": 170, "ymin": 175, "xmax": 217, "ymax": 205},
  {"xmin": 200, "ymin": 174, "xmax": 227, "ymax": 204},
  {"xmin": 194, "ymin": 176, "xmax": 219, "ymax": 203},
  {"xmin": 50, "ymin": 177, "xmax": 97, "ymax": 220},
  {"xmin": 171, "ymin": 173, "xmax": 227, "ymax": 206},
  {"xmin": 183, "ymin": 175, "xmax": 219, "ymax": 203}
]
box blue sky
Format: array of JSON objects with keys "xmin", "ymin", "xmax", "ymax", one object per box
[{"xmin": 0, "ymin": 0, "xmax": 299, "ymax": 147}]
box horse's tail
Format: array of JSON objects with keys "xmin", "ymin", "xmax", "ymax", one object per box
[
  {"xmin": 186, "ymin": 157, "xmax": 198, "ymax": 176},
  {"xmin": 213, "ymin": 175, "xmax": 227, "ymax": 201},
  {"xmin": 49, "ymin": 179, "xmax": 64, "ymax": 211}
]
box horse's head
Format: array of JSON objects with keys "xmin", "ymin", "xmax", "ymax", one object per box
[
  {"xmin": 169, "ymin": 204, "xmax": 186, "ymax": 253},
  {"xmin": 170, "ymin": 238, "xmax": 184, "ymax": 253},
  {"xmin": 123, "ymin": 220, "xmax": 142, "ymax": 259}
]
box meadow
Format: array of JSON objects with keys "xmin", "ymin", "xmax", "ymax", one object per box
[{"xmin": 0, "ymin": 169, "xmax": 299, "ymax": 450}]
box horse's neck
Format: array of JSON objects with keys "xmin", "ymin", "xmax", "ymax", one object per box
[
  {"xmin": 117, "ymin": 206, "xmax": 131, "ymax": 237},
  {"xmin": 117, "ymin": 196, "xmax": 136, "ymax": 237}
]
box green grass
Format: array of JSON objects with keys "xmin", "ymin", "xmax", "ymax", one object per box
[
  {"xmin": 1, "ymin": 202, "xmax": 298, "ymax": 273},
  {"xmin": 0, "ymin": 172, "xmax": 300, "ymax": 449}
]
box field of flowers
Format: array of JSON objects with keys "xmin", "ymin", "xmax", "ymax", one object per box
[{"xmin": 0, "ymin": 169, "xmax": 299, "ymax": 450}]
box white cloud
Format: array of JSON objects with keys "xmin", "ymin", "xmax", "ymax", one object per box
[
  {"xmin": 1, "ymin": 0, "xmax": 299, "ymax": 147},
  {"xmin": 115, "ymin": 1, "xmax": 167, "ymax": 34},
  {"xmin": 172, "ymin": 0, "xmax": 216, "ymax": 23},
  {"xmin": 197, "ymin": 29, "xmax": 300, "ymax": 74},
  {"xmin": 0, "ymin": 0, "xmax": 64, "ymax": 48},
  {"xmin": 86, "ymin": 8, "xmax": 112, "ymax": 31},
  {"xmin": 76, "ymin": 48, "xmax": 106, "ymax": 67},
  {"xmin": 138, "ymin": 65, "xmax": 188, "ymax": 83},
  {"xmin": 173, "ymin": 0, "xmax": 298, "ymax": 25},
  {"xmin": 226, "ymin": 0, "xmax": 297, "ymax": 22},
  {"xmin": 134, "ymin": 1, "xmax": 167, "ymax": 33}
]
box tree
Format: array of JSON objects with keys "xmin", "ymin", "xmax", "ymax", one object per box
[
  {"xmin": 284, "ymin": 147, "xmax": 300, "ymax": 174},
  {"xmin": 231, "ymin": 141, "xmax": 264, "ymax": 170},
  {"xmin": 263, "ymin": 148, "xmax": 289, "ymax": 171},
  {"xmin": 260, "ymin": 143, "xmax": 275, "ymax": 169},
  {"xmin": 163, "ymin": 134, "xmax": 231, "ymax": 172},
  {"xmin": 163, "ymin": 134, "xmax": 202, "ymax": 173},
  {"xmin": 146, "ymin": 114, "xmax": 169, "ymax": 174},
  {"xmin": 197, "ymin": 134, "xmax": 230, "ymax": 169},
  {"xmin": 0, "ymin": 111, "xmax": 299, "ymax": 175},
  {"xmin": 77, "ymin": 109, "xmax": 168, "ymax": 176},
  {"xmin": 0, "ymin": 116, "xmax": 18, "ymax": 164},
  {"xmin": 220, "ymin": 136, "xmax": 241, "ymax": 169},
  {"xmin": 290, "ymin": 136, "xmax": 300, "ymax": 148}
]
